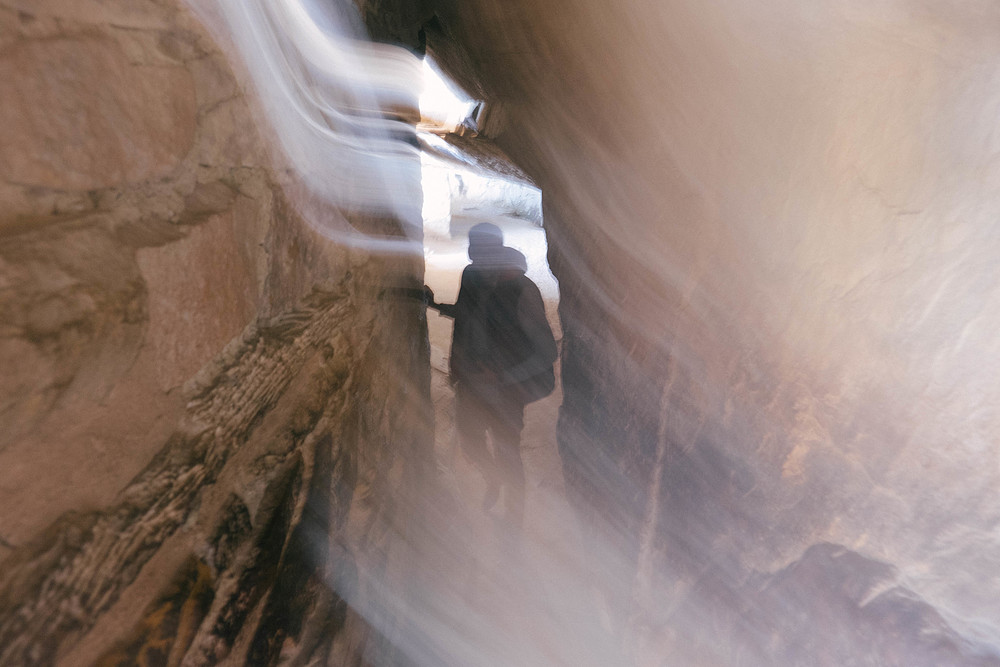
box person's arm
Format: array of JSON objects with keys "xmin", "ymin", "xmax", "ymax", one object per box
[
  {"xmin": 426, "ymin": 267, "xmax": 470, "ymax": 319},
  {"xmin": 434, "ymin": 300, "xmax": 460, "ymax": 318},
  {"xmin": 423, "ymin": 286, "xmax": 444, "ymax": 313}
]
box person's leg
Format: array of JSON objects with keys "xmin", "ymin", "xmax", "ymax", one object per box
[
  {"xmin": 489, "ymin": 393, "xmax": 526, "ymax": 530},
  {"xmin": 455, "ymin": 384, "xmax": 499, "ymax": 507}
]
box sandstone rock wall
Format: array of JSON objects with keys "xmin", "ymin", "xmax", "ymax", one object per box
[
  {"xmin": 0, "ymin": 1, "xmax": 429, "ymax": 664},
  {"xmin": 5, "ymin": 0, "xmax": 1000, "ymax": 662}
]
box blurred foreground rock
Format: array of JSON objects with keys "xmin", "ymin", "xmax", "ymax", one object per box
[{"xmin": 413, "ymin": 0, "xmax": 1000, "ymax": 663}]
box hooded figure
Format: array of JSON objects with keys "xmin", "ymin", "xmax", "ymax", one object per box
[{"xmin": 426, "ymin": 230, "xmax": 557, "ymax": 528}]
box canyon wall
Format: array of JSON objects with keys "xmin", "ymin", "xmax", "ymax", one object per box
[
  {"xmin": 418, "ymin": 0, "xmax": 1000, "ymax": 663},
  {"xmin": 0, "ymin": 1, "xmax": 430, "ymax": 664},
  {"xmin": 4, "ymin": 0, "xmax": 1000, "ymax": 663}
]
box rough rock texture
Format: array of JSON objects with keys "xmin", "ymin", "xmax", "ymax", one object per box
[
  {"xmin": 0, "ymin": 1, "xmax": 430, "ymax": 664},
  {"xmin": 6, "ymin": 0, "xmax": 1000, "ymax": 663},
  {"xmin": 404, "ymin": 0, "xmax": 1000, "ymax": 663}
]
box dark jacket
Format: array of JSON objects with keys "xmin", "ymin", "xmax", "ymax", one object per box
[
  {"xmin": 437, "ymin": 265, "xmax": 556, "ymax": 390},
  {"xmin": 437, "ymin": 263, "xmax": 497, "ymax": 384},
  {"xmin": 483, "ymin": 273, "xmax": 557, "ymax": 386}
]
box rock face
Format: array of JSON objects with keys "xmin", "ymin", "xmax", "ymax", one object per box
[
  {"xmin": 0, "ymin": 1, "xmax": 430, "ymax": 664},
  {"xmin": 5, "ymin": 0, "xmax": 1000, "ymax": 664},
  {"xmin": 0, "ymin": 34, "xmax": 196, "ymax": 190},
  {"xmin": 412, "ymin": 0, "xmax": 1000, "ymax": 662}
]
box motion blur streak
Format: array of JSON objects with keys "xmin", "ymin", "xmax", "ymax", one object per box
[{"xmin": 186, "ymin": 0, "xmax": 424, "ymax": 251}]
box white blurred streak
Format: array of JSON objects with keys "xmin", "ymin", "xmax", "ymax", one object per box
[{"xmin": 185, "ymin": 0, "xmax": 425, "ymax": 252}]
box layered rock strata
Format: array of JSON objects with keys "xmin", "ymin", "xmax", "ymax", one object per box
[{"xmin": 0, "ymin": 1, "xmax": 430, "ymax": 664}]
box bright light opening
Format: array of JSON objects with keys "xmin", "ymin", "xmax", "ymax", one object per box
[
  {"xmin": 419, "ymin": 58, "xmax": 476, "ymax": 132},
  {"xmin": 417, "ymin": 58, "xmax": 555, "ymax": 301}
]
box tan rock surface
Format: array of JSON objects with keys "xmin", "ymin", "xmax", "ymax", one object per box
[
  {"xmin": 3, "ymin": 0, "xmax": 1000, "ymax": 663},
  {"xmin": 0, "ymin": 35, "xmax": 196, "ymax": 190},
  {"xmin": 0, "ymin": 1, "xmax": 431, "ymax": 664}
]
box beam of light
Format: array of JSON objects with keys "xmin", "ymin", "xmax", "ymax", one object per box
[{"xmin": 185, "ymin": 0, "xmax": 426, "ymax": 255}]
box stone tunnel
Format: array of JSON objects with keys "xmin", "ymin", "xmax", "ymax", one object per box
[{"xmin": 2, "ymin": 0, "xmax": 1000, "ymax": 665}]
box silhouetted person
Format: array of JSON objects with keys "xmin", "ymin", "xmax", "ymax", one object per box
[{"xmin": 425, "ymin": 226, "xmax": 557, "ymax": 529}]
